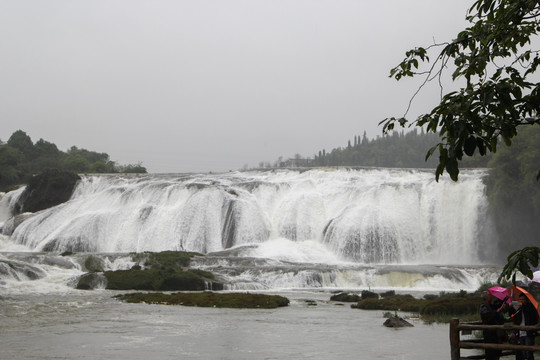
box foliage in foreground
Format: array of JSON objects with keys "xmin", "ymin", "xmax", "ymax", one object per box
[
  {"xmin": 381, "ymin": 0, "xmax": 540, "ymax": 182},
  {"xmin": 115, "ymin": 292, "xmax": 290, "ymax": 309},
  {"xmin": 380, "ymin": 0, "xmax": 540, "ymax": 286}
]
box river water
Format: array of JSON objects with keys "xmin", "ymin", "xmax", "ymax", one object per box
[{"xmin": 1, "ymin": 288, "xmax": 453, "ymax": 360}]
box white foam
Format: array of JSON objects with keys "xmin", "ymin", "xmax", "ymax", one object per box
[
  {"xmin": 247, "ymin": 238, "xmax": 343, "ymax": 264},
  {"xmin": 5, "ymin": 169, "xmax": 492, "ymax": 265}
]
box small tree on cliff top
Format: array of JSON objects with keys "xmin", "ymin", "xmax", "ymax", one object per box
[{"xmin": 380, "ymin": 0, "xmax": 540, "ymax": 282}]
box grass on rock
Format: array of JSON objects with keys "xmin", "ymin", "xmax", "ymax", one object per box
[{"xmin": 115, "ymin": 291, "xmax": 290, "ymax": 309}]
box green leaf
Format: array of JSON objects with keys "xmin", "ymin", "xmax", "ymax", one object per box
[
  {"xmin": 425, "ymin": 145, "xmax": 438, "ymax": 162},
  {"xmin": 445, "ymin": 157, "xmax": 459, "ymax": 181},
  {"xmin": 476, "ymin": 137, "xmax": 486, "ymax": 155},
  {"xmin": 464, "ymin": 136, "xmax": 476, "ymax": 156}
]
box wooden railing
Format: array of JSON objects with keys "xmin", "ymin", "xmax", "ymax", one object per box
[{"xmin": 450, "ymin": 318, "xmax": 540, "ymax": 359}]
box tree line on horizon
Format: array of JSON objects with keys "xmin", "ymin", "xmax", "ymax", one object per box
[
  {"xmin": 0, "ymin": 130, "xmax": 147, "ymax": 191},
  {"xmin": 311, "ymin": 129, "xmax": 493, "ymax": 169},
  {"xmin": 257, "ymin": 129, "xmax": 492, "ymax": 169}
]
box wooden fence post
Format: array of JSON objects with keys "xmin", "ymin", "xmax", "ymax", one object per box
[{"xmin": 450, "ymin": 318, "xmax": 460, "ymax": 360}]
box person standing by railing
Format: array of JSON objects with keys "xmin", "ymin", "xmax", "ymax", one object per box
[
  {"xmin": 480, "ymin": 291, "xmax": 508, "ymax": 360},
  {"xmin": 509, "ymin": 293, "xmax": 540, "ymax": 360}
]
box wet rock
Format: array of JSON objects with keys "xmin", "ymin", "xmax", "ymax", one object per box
[
  {"xmin": 77, "ymin": 272, "xmax": 107, "ymax": 290},
  {"xmin": 383, "ymin": 316, "xmax": 414, "ymax": 328},
  {"xmin": 84, "ymin": 255, "xmax": 105, "ymax": 273},
  {"xmin": 15, "ymin": 169, "xmax": 80, "ymax": 214},
  {"xmin": 42, "ymin": 255, "xmax": 78, "ymax": 269},
  {"xmin": 100, "ymin": 251, "xmax": 223, "ymax": 291},
  {"xmin": 115, "ymin": 292, "xmax": 290, "ymax": 309},
  {"xmin": 0, "ymin": 258, "xmax": 47, "ymax": 281},
  {"xmin": 361, "ymin": 290, "xmax": 379, "ymax": 299},
  {"xmin": 330, "ymin": 292, "xmax": 361, "ymax": 302}
]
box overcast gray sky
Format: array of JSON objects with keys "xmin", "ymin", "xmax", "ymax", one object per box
[{"xmin": 0, "ymin": 0, "xmax": 472, "ymax": 173}]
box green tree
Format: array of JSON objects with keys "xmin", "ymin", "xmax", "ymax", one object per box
[
  {"xmin": 29, "ymin": 138, "xmax": 63, "ymax": 172},
  {"xmin": 63, "ymin": 155, "xmax": 90, "ymax": 173},
  {"xmin": 34, "ymin": 139, "xmax": 60, "ymax": 158},
  {"xmin": 115, "ymin": 162, "xmax": 147, "ymax": 173},
  {"xmin": 486, "ymin": 126, "xmax": 540, "ymax": 279},
  {"xmin": 381, "ymin": 0, "xmax": 540, "ymax": 282},
  {"xmin": 0, "ymin": 145, "xmax": 24, "ymax": 188},
  {"xmin": 0, "ymin": 130, "xmax": 147, "ymax": 191},
  {"xmin": 89, "ymin": 161, "xmax": 110, "ymax": 173},
  {"xmin": 7, "ymin": 130, "xmax": 34, "ymax": 158},
  {"xmin": 67, "ymin": 146, "xmax": 110, "ymax": 164}
]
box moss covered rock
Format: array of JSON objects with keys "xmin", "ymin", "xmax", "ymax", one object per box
[
  {"xmin": 352, "ymin": 294, "xmax": 422, "ymax": 312},
  {"xmin": 352, "ymin": 292, "xmax": 483, "ymax": 322},
  {"xmin": 84, "ymin": 255, "xmax": 105, "ymax": 273},
  {"xmin": 330, "ymin": 292, "xmax": 361, "ymax": 302},
  {"xmin": 383, "ymin": 316, "xmax": 414, "ymax": 328},
  {"xmin": 115, "ymin": 291, "xmax": 290, "ymax": 309},
  {"xmin": 104, "ymin": 268, "xmax": 210, "ymax": 291},
  {"xmin": 102, "ymin": 251, "xmax": 222, "ymax": 291},
  {"xmin": 76, "ymin": 272, "xmax": 106, "ymax": 290},
  {"xmin": 76, "ymin": 251, "xmax": 223, "ymax": 292},
  {"xmin": 132, "ymin": 250, "xmax": 200, "ymax": 270},
  {"xmin": 361, "ymin": 290, "xmax": 379, "ymax": 299}
]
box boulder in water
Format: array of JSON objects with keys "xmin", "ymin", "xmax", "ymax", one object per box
[
  {"xmin": 103, "ymin": 268, "xmax": 216, "ymax": 291},
  {"xmin": 77, "ymin": 272, "xmax": 107, "ymax": 290},
  {"xmin": 0, "ymin": 258, "xmax": 47, "ymax": 281},
  {"xmin": 115, "ymin": 292, "xmax": 290, "ymax": 308},
  {"xmin": 361, "ymin": 290, "xmax": 379, "ymax": 299},
  {"xmin": 383, "ymin": 316, "xmax": 414, "ymax": 328},
  {"xmin": 84, "ymin": 255, "xmax": 105, "ymax": 273},
  {"xmin": 16, "ymin": 169, "xmax": 80, "ymax": 214},
  {"xmin": 330, "ymin": 292, "xmax": 361, "ymax": 302}
]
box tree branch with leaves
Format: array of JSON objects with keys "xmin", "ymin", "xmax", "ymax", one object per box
[
  {"xmin": 380, "ymin": 0, "xmax": 540, "ymax": 182},
  {"xmin": 380, "ymin": 0, "xmax": 540, "ymax": 284}
]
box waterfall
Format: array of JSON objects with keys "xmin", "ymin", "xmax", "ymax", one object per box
[
  {"xmin": 0, "ymin": 187, "xmax": 26, "ymax": 224},
  {"xmin": 5, "ymin": 168, "xmax": 491, "ymax": 265}
]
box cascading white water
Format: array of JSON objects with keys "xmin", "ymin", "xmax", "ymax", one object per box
[
  {"xmin": 5, "ymin": 168, "xmax": 491, "ymax": 265},
  {"xmin": 0, "ymin": 187, "xmax": 26, "ymax": 224}
]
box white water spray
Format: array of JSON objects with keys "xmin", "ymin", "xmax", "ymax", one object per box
[{"xmin": 6, "ymin": 168, "xmax": 490, "ymax": 265}]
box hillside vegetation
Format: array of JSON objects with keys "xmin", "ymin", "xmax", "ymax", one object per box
[{"xmin": 0, "ymin": 130, "xmax": 146, "ymax": 191}]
